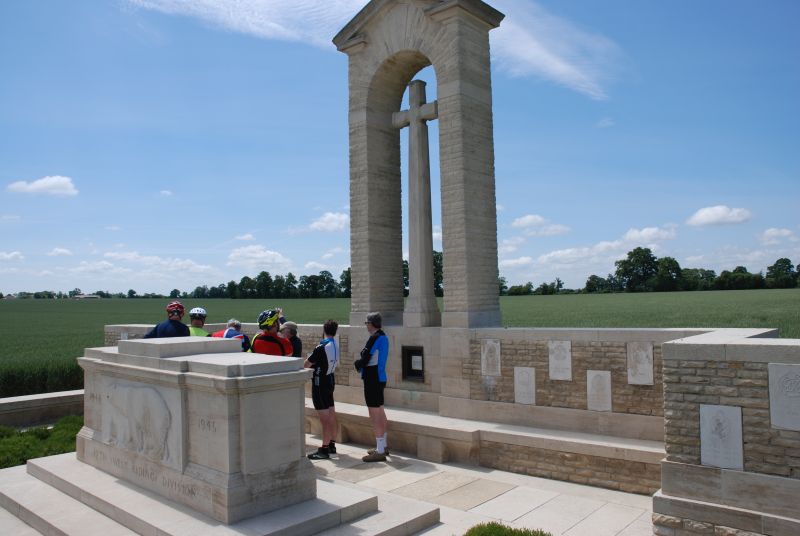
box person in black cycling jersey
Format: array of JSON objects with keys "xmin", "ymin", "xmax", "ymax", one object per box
[
  {"xmin": 305, "ymin": 320, "xmax": 340, "ymax": 460},
  {"xmin": 143, "ymin": 301, "xmax": 190, "ymax": 338}
]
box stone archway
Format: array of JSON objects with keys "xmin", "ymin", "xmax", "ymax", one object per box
[{"xmin": 335, "ymin": 0, "xmax": 504, "ymax": 328}]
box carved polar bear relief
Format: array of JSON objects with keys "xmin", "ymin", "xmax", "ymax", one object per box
[{"xmin": 106, "ymin": 383, "xmax": 172, "ymax": 463}]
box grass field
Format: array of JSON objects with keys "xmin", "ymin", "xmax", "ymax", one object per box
[{"xmin": 0, "ymin": 290, "xmax": 798, "ymax": 396}]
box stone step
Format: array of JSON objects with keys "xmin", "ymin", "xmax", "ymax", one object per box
[
  {"xmin": 0, "ymin": 464, "xmax": 137, "ymax": 536},
  {"xmin": 23, "ymin": 453, "xmax": 380, "ymax": 535},
  {"xmin": 0, "ymin": 499, "xmax": 44, "ymax": 536},
  {"xmin": 314, "ymin": 488, "xmax": 440, "ymax": 536}
]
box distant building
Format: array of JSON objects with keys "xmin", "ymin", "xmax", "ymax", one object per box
[{"xmin": 73, "ymin": 294, "xmax": 101, "ymax": 300}]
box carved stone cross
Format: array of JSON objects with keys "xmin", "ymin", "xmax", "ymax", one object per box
[{"xmin": 393, "ymin": 80, "xmax": 441, "ymax": 327}]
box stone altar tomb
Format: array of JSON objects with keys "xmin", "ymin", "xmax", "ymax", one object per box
[{"xmin": 78, "ymin": 337, "xmax": 316, "ymax": 523}]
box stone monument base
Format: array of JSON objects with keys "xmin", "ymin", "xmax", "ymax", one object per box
[{"xmin": 0, "ymin": 453, "xmax": 373, "ymax": 535}]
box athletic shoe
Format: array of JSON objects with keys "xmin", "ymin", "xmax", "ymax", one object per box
[
  {"xmin": 362, "ymin": 451, "xmax": 387, "ymax": 462},
  {"xmin": 329, "ymin": 441, "xmax": 337, "ymax": 454},
  {"xmin": 308, "ymin": 448, "xmax": 330, "ymax": 460},
  {"xmin": 367, "ymin": 447, "xmax": 389, "ymax": 456}
]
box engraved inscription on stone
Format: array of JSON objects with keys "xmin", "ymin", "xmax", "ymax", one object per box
[
  {"xmin": 481, "ymin": 339, "xmax": 501, "ymax": 377},
  {"xmin": 514, "ymin": 367, "xmax": 536, "ymax": 405},
  {"xmin": 587, "ymin": 370, "xmax": 612, "ymax": 412},
  {"xmin": 102, "ymin": 381, "xmax": 173, "ymax": 464},
  {"xmin": 548, "ymin": 340, "xmax": 572, "ymax": 381},
  {"xmin": 627, "ymin": 342, "xmax": 654, "ymax": 385},
  {"xmin": 700, "ymin": 404, "xmax": 743, "ymax": 470},
  {"xmin": 769, "ymin": 363, "xmax": 800, "ymax": 431}
]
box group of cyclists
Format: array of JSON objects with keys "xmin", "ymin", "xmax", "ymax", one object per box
[{"xmin": 142, "ymin": 300, "xmax": 389, "ymax": 463}]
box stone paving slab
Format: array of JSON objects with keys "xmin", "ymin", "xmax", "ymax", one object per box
[
  {"xmin": 512, "ymin": 494, "xmax": 606, "ymax": 535},
  {"xmin": 331, "ymin": 461, "xmax": 411, "ymax": 484},
  {"xmin": 564, "ymin": 502, "xmax": 646, "ymax": 536},
  {"xmin": 469, "ymin": 486, "xmax": 560, "ymax": 522},
  {"xmin": 306, "ymin": 434, "xmax": 655, "ymax": 536},
  {"xmin": 392, "ymin": 472, "xmax": 478, "ymax": 503},
  {"xmin": 433, "ymin": 479, "xmax": 515, "ymax": 511}
]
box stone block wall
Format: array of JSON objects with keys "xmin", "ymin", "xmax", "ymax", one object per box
[
  {"xmin": 664, "ymin": 359, "xmax": 799, "ymax": 478},
  {"xmin": 481, "ymin": 440, "xmax": 660, "ymax": 495},
  {"xmin": 463, "ymin": 337, "xmax": 665, "ymax": 416}
]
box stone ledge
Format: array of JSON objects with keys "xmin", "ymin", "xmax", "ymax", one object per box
[
  {"xmin": 653, "ymin": 490, "xmax": 799, "ymax": 536},
  {"xmin": 0, "ymin": 390, "xmax": 84, "ymax": 427}
]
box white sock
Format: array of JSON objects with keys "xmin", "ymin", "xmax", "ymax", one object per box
[
  {"xmin": 382, "ymin": 432, "xmax": 387, "ymax": 442},
  {"xmin": 376, "ymin": 437, "xmax": 387, "ymax": 454}
]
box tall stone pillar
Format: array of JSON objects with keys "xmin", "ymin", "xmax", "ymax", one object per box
[{"xmin": 430, "ymin": 4, "xmax": 502, "ymax": 328}]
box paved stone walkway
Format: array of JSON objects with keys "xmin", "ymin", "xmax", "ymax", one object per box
[{"xmin": 306, "ymin": 435, "xmax": 654, "ymax": 536}]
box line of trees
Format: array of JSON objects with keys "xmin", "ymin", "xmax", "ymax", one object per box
[{"xmin": 583, "ymin": 248, "xmax": 798, "ymax": 293}]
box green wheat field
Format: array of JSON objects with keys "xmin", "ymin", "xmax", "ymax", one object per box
[{"xmin": 0, "ymin": 289, "xmax": 798, "ymax": 396}]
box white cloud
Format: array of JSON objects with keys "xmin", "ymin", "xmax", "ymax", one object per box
[
  {"xmin": 511, "ymin": 214, "xmax": 570, "ymax": 236},
  {"xmin": 1, "ymin": 215, "xmax": 21, "ymax": 222},
  {"xmin": 0, "ymin": 251, "xmax": 24, "ymax": 261},
  {"xmin": 499, "ymin": 256, "xmax": 534, "ymax": 268},
  {"xmin": 7, "ymin": 175, "xmax": 78, "ymax": 196},
  {"xmin": 160, "ymin": 190, "xmax": 173, "ymax": 197},
  {"xmin": 127, "ymin": 0, "xmax": 619, "ymax": 100},
  {"xmin": 496, "ymin": 204, "xmax": 505, "ymax": 213},
  {"xmin": 47, "ymin": 248, "xmax": 73, "ymax": 257},
  {"xmin": 105, "ymin": 225, "xmax": 122, "ymax": 231},
  {"xmin": 304, "ymin": 261, "xmax": 329, "ymax": 271},
  {"xmin": 104, "ymin": 251, "xmax": 215, "ymax": 273},
  {"xmin": 623, "ymin": 225, "xmax": 677, "ymax": 243},
  {"xmin": 227, "ymin": 245, "xmax": 292, "ymax": 272},
  {"xmin": 760, "ymin": 228, "xmax": 797, "ymax": 246},
  {"xmin": 126, "ymin": 0, "xmax": 366, "ymax": 48},
  {"xmin": 235, "ymin": 233, "xmax": 255, "ymax": 241},
  {"xmin": 432, "ymin": 225, "xmax": 442, "ymax": 246},
  {"xmin": 71, "ymin": 261, "xmax": 131, "ymax": 275},
  {"xmin": 512, "ymin": 214, "xmax": 547, "ymax": 228},
  {"xmin": 321, "ymin": 247, "xmax": 344, "ymax": 260},
  {"xmin": 686, "ymin": 205, "xmax": 752, "ymax": 226},
  {"xmin": 596, "ymin": 117, "xmax": 615, "ymax": 128},
  {"xmin": 309, "ymin": 212, "xmax": 349, "ymax": 232},
  {"xmin": 491, "ymin": 0, "xmax": 621, "ymax": 100},
  {"xmin": 499, "ymin": 237, "xmax": 526, "ymax": 254}
]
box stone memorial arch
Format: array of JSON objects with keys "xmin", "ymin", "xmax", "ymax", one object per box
[{"xmin": 334, "ymin": 0, "xmax": 504, "ymax": 329}]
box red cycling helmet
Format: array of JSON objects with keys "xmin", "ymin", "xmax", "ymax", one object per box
[{"xmin": 166, "ymin": 301, "xmax": 185, "ymax": 316}]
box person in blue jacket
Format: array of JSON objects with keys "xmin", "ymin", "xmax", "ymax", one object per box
[
  {"xmin": 143, "ymin": 301, "xmax": 190, "ymax": 338},
  {"xmin": 354, "ymin": 312, "xmax": 389, "ymax": 462}
]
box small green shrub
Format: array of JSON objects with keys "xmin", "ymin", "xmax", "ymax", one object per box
[
  {"xmin": 0, "ymin": 415, "xmax": 83, "ymax": 468},
  {"xmin": 465, "ymin": 523, "xmax": 552, "ymax": 536}
]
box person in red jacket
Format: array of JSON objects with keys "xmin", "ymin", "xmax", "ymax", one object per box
[{"xmin": 250, "ymin": 309, "xmax": 292, "ymax": 356}]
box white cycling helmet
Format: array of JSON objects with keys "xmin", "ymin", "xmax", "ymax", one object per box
[{"xmin": 189, "ymin": 307, "xmax": 207, "ymax": 319}]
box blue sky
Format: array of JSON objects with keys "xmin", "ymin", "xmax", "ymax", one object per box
[{"xmin": 1, "ymin": 0, "xmax": 798, "ymax": 294}]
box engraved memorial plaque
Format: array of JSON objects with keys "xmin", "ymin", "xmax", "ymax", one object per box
[
  {"xmin": 514, "ymin": 367, "xmax": 536, "ymax": 405},
  {"xmin": 587, "ymin": 370, "xmax": 612, "ymax": 412},
  {"xmin": 627, "ymin": 342, "xmax": 654, "ymax": 385},
  {"xmin": 700, "ymin": 404, "xmax": 743, "ymax": 470},
  {"xmin": 548, "ymin": 340, "xmax": 572, "ymax": 381},
  {"xmin": 769, "ymin": 363, "xmax": 800, "ymax": 431},
  {"xmin": 481, "ymin": 339, "xmax": 501, "ymax": 377},
  {"xmin": 411, "ymin": 354, "xmax": 423, "ymax": 371}
]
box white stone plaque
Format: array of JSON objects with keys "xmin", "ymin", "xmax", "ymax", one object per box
[
  {"xmin": 481, "ymin": 339, "xmax": 501, "ymax": 377},
  {"xmin": 587, "ymin": 370, "xmax": 612, "ymax": 412},
  {"xmin": 627, "ymin": 342, "xmax": 654, "ymax": 385},
  {"xmin": 411, "ymin": 354, "xmax": 423, "ymax": 371},
  {"xmin": 769, "ymin": 363, "xmax": 800, "ymax": 431},
  {"xmin": 514, "ymin": 367, "xmax": 536, "ymax": 405},
  {"xmin": 548, "ymin": 340, "xmax": 572, "ymax": 381},
  {"xmin": 700, "ymin": 404, "xmax": 743, "ymax": 470}
]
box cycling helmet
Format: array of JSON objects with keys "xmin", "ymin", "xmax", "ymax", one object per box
[
  {"xmin": 258, "ymin": 309, "xmax": 280, "ymax": 329},
  {"xmin": 189, "ymin": 307, "xmax": 207, "ymax": 319},
  {"xmin": 166, "ymin": 301, "xmax": 185, "ymax": 316}
]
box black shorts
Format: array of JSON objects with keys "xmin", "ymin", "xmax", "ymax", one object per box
[
  {"xmin": 363, "ymin": 366, "xmax": 386, "ymax": 408},
  {"xmin": 312, "ymin": 374, "xmax": 335, "ymax": 410}
]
